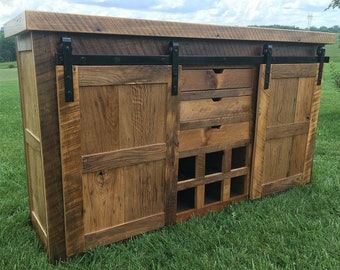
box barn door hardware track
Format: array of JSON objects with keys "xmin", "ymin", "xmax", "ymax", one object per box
[{"xmin": 56, "ymin": 37, "xmax": 329, "ymax": 102}]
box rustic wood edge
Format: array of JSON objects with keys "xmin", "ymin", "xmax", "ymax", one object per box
[{"xmin": 4, "ymin": 10, "xmax": 336, "ymax": 44}]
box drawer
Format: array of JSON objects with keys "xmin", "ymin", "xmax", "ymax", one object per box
[
  {"xmin": 179, "ymin": 122, "xmax": 251, "ymax": 152},
  {"xmin": 180, "ymin": 68, "xmax": 255, "ymax": 92},
  {"xmin": 180, "ymin": 95, "xmax": 252, "ymax": 124}
]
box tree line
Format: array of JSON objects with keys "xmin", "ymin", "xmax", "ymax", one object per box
[
  {"xmin": 0, "ymin": 28, "xmax": 16, "ymax": 63},
  {"xmin": 249, "ymin": 25, "xmax": 340, "ymax": 33}
]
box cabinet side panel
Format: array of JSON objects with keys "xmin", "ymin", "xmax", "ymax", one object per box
[{"xmin": 17, "ymin": 49, "xmax": 48, "ymax": 245}]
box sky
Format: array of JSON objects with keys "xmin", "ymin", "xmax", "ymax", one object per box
[{"xmin": 0, "ymin": 0, "xmax": 339, "ymax": 30}]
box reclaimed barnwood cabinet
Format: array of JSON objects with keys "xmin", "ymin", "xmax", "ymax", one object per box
[{"xmin": 4, "ymin": 11, "xmax": 335, "ymax": 263}]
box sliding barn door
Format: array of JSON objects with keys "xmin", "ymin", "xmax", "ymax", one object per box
[
  {"xmin": 56, "ymin": 65, "xmax": 178, "ymax": 256},
  {"xmin": 251, "ymin": 63, "xmax": 321, "ymax": 199}
]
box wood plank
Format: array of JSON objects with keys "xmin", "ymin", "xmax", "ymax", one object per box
[
  {"xmin": 27, "ymin": 145, "xmax": 47, "ymax": 232},
  {"xmin": 180, "ymin": 96, "xmax": 252, "ymax": 122},
  {"xmin": 263, "ymin": 137, "xmax": 293, "ymax": 184},
  {"xmin": 16, "ymin": 32, "xmax": 32, "ymax": 51},
  {"xmin": 266, "ymin": 121, "xmax": 309, "ymax": 140},
  {"xmin": 177, "ymin": 173, "xmax": 229, "ymax": 191},
  {"xmin": 5, "ymin": 11, "xmax": 336, "ymax": 44},
  {"xmin": 56, "ymin": 66, "xmax": 85, "ymax": 257},
  {"xmin": 82, "ymin": 167, "xmax": 124, "ymax": 234},
  {"xmin": 250, "ymin": 65, "xmax": 270, "ymax": 199},
  {"xmin": 31, "ymin": 211, "xmax": 48, "ymax": 248},
  {"xmin": 19, "ymin": 51, "xmax": 40, "ymax": 137},
  {"xmin": 82, "ymin": 143, "xmax": 166, "ymax": 173},
  {"xmin": 230, "ymin": 167, "xmax": 249, "ymax": 178},
  {"xmin": 78, "ymin": 66, "xmax": 171, "ymax": 87},
  {"xmin": 195, "ymin": 155, "xmax": 205, "ymax": 209},
  {"xmin": 180, "ymin": 140, "xmax": 250, "ymax": 159},
  {"xmin": 180, "ymin": 114, "xmax": 251, "ymax": 130},
  {"xmin": 176, "ymin": 196, "xmax": 247, "ymax": 222},
  {"xmin": 164, "ymin": 69, "xmax": 180, "ymax": 225},
  {"xmin": 271, "ymin": 64, "xmax": 317, "ymax": 79},
  {"xmin": 3, "ymin": 11, "xmax": 27, "ymax": 37},
  {"xmin": 222, "ymin": 149, "xmax": 232, "ymax": 201},
  {"xmin": 121, "ymin": 161, "xmax": 166, "ymax": 222},
  {"xmin": 267, "ymin": 78, "xmax": 298, "ymax": 126},
  {"xmin": 289, "ymin": 77, "xmax": 314, "ymax": 176},
  {"xmin": 79, "ymin": 85, "xmax": 120, "ymax": 155},
  {"xmin": 25, "ymin": 129, "xmax": 41, "ymax": 151},
  {"xmin": 180, "ymin": 69, "xmax": 254, "ymax": 91},
  {"xmin": 302, "ymin": 68, "xmax": 322, "ymax": 184},
  {"xmin": 261, "ymin": 174, "xmax": 303, "ymax": 196},
  {"xmin": 118, "ymin": 83, "xmax": 168, "ymax": 149},
  {"xmin": 179, "ymin": 122, "xmax": 251, "ymax": 152},
  {"xmin": 33, "ymin": 33, "xmax": 66, "ymax": 263},
  {"xmin": 261, "ymin": 75, "xmax": 299, "ymax": 185},
  {"xmin": 180, "ymin": 88, "xmax": 253, "ymax": 101},
  {"xmin": 85, "ymin": 213, "xmax": 165, "ymax": 250}
]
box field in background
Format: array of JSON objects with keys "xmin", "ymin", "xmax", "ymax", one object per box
[{"xmin": 0, "ymin": 36, "xmax": 339, "ymax": 269}]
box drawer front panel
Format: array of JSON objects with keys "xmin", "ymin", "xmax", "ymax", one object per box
[
  {"xmin": 179, "ymin": 122, "xmax": 251, "ymax": 152},
  {"xmin": 180, "ymin": 95, "xmax": 252, "ymax": 123},
  {"xmin": 180, "ymin": 68, "xmax": 255, "ymax": 92}
]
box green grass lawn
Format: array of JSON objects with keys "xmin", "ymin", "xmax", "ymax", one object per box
[{"xmin": 1, "ymin": 41, "xmax": 339, "ymax": 269}]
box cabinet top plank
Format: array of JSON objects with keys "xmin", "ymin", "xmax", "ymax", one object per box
[{"xmin": 4, "ymin": 10, "xmax": 336, "ymax": 44}]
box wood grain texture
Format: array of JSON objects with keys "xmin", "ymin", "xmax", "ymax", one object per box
[
  {"xmin": 56, "ymin": 66, "xmax": 84, "ymax": 257},
  {"xmin": 164, "ymin": 69, "xmax": 180, "ymax": 225},
  {"xmin": 5, "ymin": 11, "xmax": 336, "ymax": 44},
  {"xmin": 179, "ymin": 140, "xmax": 250, "ymax": 159},
  {"xmin": 83, "ymin": 160, "xmax": 166, "ymax": 234},
  {"xmin": 75, "ymin": 65, "xmax": 177, "ymax": 247},
  {"xmin": 180, "ymin": 96, "xmax": 252, "ymax": 123},
  {"xmin": 27, "ymin": 144, "xmax": 47, "ymax": 233},
  {"xmin": 271, "ymin": 64, "xmax": 317, "ymax": 79},
  {"xmin": 85, "ymin": 213, "xmax": 165, "ymax": 250},
  {"xmin": 177, "ymin": 173, "xmax": 228, "ymax": 191},
  {"xmin": 180, "ymin": 114, "xmax": 251, "ymax": 130},
  {"xmin": 78, "ymin": 66, "xmax": 171, "ymax": 87},
  {"xmin": 179, "ymin": 122, "xmax": 251, "ymax": 152},
  {"xmin": 82, "ymin": 144, "xmax": 166, "ymax": 173},
  {"xmin": 176, "ymin": 196, "xmax": 247, "ymax": 222},
  {"xmin": 17, "ymin": 48, "xmax": 49, "ymax": 251},
  {"xmin": 180, "ymin": 69, "xmax": 254, "ymax": 91},
  {"xmin": 251, "ymin": 65, "xmax": 271, "ymax": 199},
  {"xmin": 25, "ymin": 129, "xmax": 41, "ymax": 151},
  {"xmin": 266, "ymin": 121, "xmax": 309, "ymax": 140},
  {"xmin": 262, "ymin": 174, "xmax": 302, "ymax": 196},
  {"xmin": 251, "ymin": 63, "xmax": 317, "ymax": 199},
  {"xmin": 19, "ymin": 51, "xmax": 40, "ymax": 136},
  {"xmin": 33, "ymin": 33, "xmax": 66, "ymax": 263},
  {"xmin": 31, "ymin": 211, "xmax": 48, "ymax": 248},
  {"xmin": 180, "ymin": 88, "xmax": 253, "ymax": 101},
  {"xmin": 302, "ymin": 67, "xmax": 322, "ymax": 184}
]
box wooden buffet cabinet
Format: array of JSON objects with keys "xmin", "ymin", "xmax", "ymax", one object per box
[{"xmin": 4, "ymin": 11, "xmax": 335, "ymax": 262}]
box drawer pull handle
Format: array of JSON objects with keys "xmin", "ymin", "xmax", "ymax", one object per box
[
  {"xmin": 213, "ymin": 68, "xmax": 224, "ymax": 74},
  {"xmin": 211, "ymin": 97, "xmax": 222, "ymax": 102}
]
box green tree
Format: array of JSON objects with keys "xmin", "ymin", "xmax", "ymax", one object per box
[
  {"xmin": 326, "ymin": 0, "xmax": 340, "ymax": 9},
  {"xmin": 0, "ymin": 29, "xmax": 16, "ymax": 62}
]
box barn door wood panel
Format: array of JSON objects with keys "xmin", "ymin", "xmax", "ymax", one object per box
[
  {"xmin": 56, "ymin": 65, "xmax": 179, "ymax": 255},
  {"xmin": 251, "ymin": 63, "xmax": 319, "ymax": 199}
]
